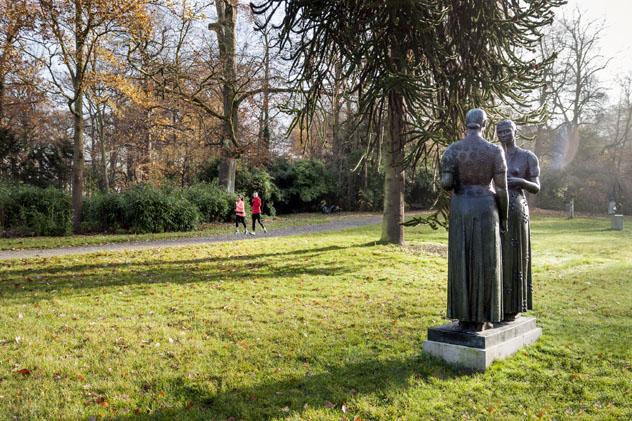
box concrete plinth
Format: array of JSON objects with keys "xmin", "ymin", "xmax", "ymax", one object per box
[
  {"xmin": 612, "ymin": 214, "xmax": 624, "ymax": 231},
  {"xmin": 423, "ymin": 316, "xmax": 541, "ymax": 371}
]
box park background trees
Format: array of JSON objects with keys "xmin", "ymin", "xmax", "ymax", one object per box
[
  {"xmin": 1, "ymin": 0, "xmax": 632, "ymax": 238},
  {"xmin": 252, "ymin": 0, "xmax": 564, "ymax": 243}
]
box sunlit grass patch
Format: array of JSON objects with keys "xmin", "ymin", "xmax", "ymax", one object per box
[{"xmin": 0, "ymin": 216, "xmax": 630, "ymax": 419}]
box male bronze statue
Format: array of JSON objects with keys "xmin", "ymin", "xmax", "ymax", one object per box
[
  {"xmin": 496, "ymin": 119, "xmax": 541, "ymax": 322},
  {"xmin": 441, "ymin": 108, "xmax": 508, "ymax": 331}
]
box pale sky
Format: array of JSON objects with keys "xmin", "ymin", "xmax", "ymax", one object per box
[{"xmin": 563, "ymin": 0, "xmax": 632, "ymax": 95}]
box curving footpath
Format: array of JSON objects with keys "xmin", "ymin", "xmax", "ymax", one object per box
[{"xmin": 0, "ymin": 215, "xmax": 382, "ymax": 261}]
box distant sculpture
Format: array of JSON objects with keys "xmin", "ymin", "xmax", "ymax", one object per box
[
  {"xmin": 441, "ymin": 108, "xmax": 508, "ymax": 331},
  {"xmin": 496, "ymin": 119, "xmax": 540, "ymax": 321}
]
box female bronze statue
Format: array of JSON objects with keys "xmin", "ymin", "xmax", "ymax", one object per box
[
  {"xmin": 496, "ymin": 120, "xmax": 541, "ymax": 321},
  {"xmin": 441, "ymin": 109, "xmax": 508, "ymax": 331}
]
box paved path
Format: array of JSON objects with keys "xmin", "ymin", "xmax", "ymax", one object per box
[{"xmin": 0, "ymin": 215, "xmax": 382, "ymax": 260}]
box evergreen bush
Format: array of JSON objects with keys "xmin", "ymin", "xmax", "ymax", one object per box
[
  {"xmin": 82, "ymin": 193, "xmax": 127, "ymax": 232},
  {"xmin": 185, "ymin": 182, "xmax": 236, "ymax": 223},
  {"xmin": 1, "ymin": 184, "xmax": 71, "ymax": 236},
  {"xmin": 269, "ymin": 159, "xmax": 332, "ymax": 213},
  {"xmin": 122, "ymin": 184, "xmax": 200, "ymax": 233}
]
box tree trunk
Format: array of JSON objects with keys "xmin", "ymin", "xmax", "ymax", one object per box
[
  {"xmin": 97, "ymin": 105, "xmax": 109, "ymax": 192},
  {"xmin": 71, "ymin": 2, "xmax": 85, "ymax": 233},
  {"xmin": 213, "ymin": 0, "xmax": 238, "ymax": 191},
  {"xmin": 0, "ymin": 37, "xmax": 12, "ymax": 124},
  {"xmin": 218, "ymin": 151, "xmax": 236, "ymax": 192},
  {"xmin": 258, "ymin": 28, "xmax": 271, "ymax": 164},
  {"xmin": 380, "ymin": 88, "xmax": 405, "ymax": 245},
  {"xmin": 109, "ymin": 149, "xmax": 118, "ymax": 186},
  {"xmin": 126, "ymin": 148, "xmax": 135, "ymax": 183},
  {"xmin": 0, "ymin": 77, "xmax": 5, "ymax": 123},
  {"xmin": 71, "ymin": 90, "xmax": 85, "ymax": 232}
]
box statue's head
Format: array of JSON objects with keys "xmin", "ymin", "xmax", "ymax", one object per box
[
  {"xmin": 465, "ymin": 108, "xmax": 487, "ymax": 130},
  {"xmin": 496, "ymin": 119, "xmax": 517, "ymax": 143}
]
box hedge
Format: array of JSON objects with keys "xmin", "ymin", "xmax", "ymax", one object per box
[{"xmin": 0, "ymin": 183, "xmax": 71, "ymax": 236}]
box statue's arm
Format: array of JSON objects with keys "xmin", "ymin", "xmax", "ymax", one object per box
[
  {"xmin": 440, "ymin": 148, "xmax": 455, "ymax": 191},
  {"xmin": 520, "ymin": 176, "xmax": 540, "ymax": 194},
  {"xmin": 508, "ymin": 176, "xmax": 540, "ymax": 193},
  {"xmin": 494, "ymin": 148, "xmax": 509, "ymax": 232},
  {"xmin": 523, "ymin": 152, "xmax": 541, "ymax": 194}
]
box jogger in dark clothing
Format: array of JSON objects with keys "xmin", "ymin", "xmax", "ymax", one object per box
[
  {"xmin": 250, "ymin": 192, "xmax": 267, "ymax": 234},
  {"xmin": 252, "ymin": 213, "xmax": 264, "ymax": 231},
  {"xmin": 236, "ymin": 215, "xmax": 246, "ymax": 231}
]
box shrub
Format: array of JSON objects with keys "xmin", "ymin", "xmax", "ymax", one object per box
[
  {"xmin": 405, "ymin": 168, "xmax": 436, "ymax": 210},
  {"xmin": 538, "ymin": 172, "xmax": 569, "ymax": 211},
  {"xmin": 0, "ymin": 181, "xmax": 14, "ymax": 231},
  {"xmin": 269, "ymin": 159, "xmax": 332, "ymax": 213},
  {"xmin": 185, "ymin": 182, "xmax": 237, "ymax": 223},
  {"xmin": 1, "ymin": 184, "xmax": 71, "ymax": 236},
  {"xmin": 122, "ymin": 184, "xmax": 200, "ymax": 233},
  {"xmin": 357, "ymin": 188, "xmax": 383, "ymax": 212},
  {"xmin": 82, "ymin": 192, "xmax": 127, "ymax": 232},
  {"xmin": 170, "ymin": 193, "xmax": 202, "ymax": 232}
]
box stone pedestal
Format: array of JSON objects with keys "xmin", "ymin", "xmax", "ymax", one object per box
[
  {"xmin": 423, "ymin": 316, "xmax": 541, "ymax": 371},
  {"xmin": 611, "ymin": 214, "xmax": 624, "ymax": 231}
]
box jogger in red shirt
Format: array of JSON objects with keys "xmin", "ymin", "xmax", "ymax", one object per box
[{"xmin": 250, "ymin": 192, "xmax": 267, "ymax": 234}]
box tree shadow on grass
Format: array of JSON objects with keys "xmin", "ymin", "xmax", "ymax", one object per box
[
  {"xmin": 0, "ymin": 243, "xmax": 378, "ymax": 302},
  {"xmin": 0, "ymin": 242, "xmax": 378, "ymax": 278},
  {"xmin": 109, "ymin": 352, "xmax": 470, "ymax": 420}
]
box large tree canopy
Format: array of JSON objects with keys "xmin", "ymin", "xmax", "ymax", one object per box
[{"xmin": 252, "ymin": 0, "xmax": 565, "ymax": 243}]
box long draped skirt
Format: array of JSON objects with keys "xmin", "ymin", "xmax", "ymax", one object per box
[
  {"xmin": 502, "ymin": 190, "xmax": 533, "ymax": 314},
  {"xmin": 447, "ymin": 192, "xmax": 503, "ymax": 323}
]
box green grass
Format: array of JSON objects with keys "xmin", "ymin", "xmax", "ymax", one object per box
[
  {"xmin": 0, "ymin": 216, "xmax": 630, "ymax": 419},
  {"xmin": 0, "ymin": 213, "xmax": 370, "ymax": 251}
]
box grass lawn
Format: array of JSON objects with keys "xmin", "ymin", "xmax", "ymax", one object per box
[
  {"xmin": 0, "ymin": 216, "xmax": 630, "ymax": 419},
  {"xmin": 0, "ymin": 213, "xmax": 372, "ymax": 251}
]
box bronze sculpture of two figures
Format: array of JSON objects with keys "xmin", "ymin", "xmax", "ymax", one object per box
[{"xmin": 441, "ymin": 108, "xmax": 541, "ymax": 332}]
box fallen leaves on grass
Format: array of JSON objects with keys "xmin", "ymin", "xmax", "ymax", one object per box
[
  {"xmin": 85, "ymin": 395, "xmax": 109, "ymax": 408},
  {"xmin": 15, "ymin": 368, "xmax": 31, "ymax": 376},
  {"xmin": 95, "ymin": 396, "xmax": 109, "ymax": 408}
]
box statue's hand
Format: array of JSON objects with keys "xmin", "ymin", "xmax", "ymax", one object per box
[
  {"xmin": 507, "ymin": 177, "xmax": 524, "ymax": 189},
  {"xmin": 500, "ymin": 220, "xmax": 507, "ymax": 234}
]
